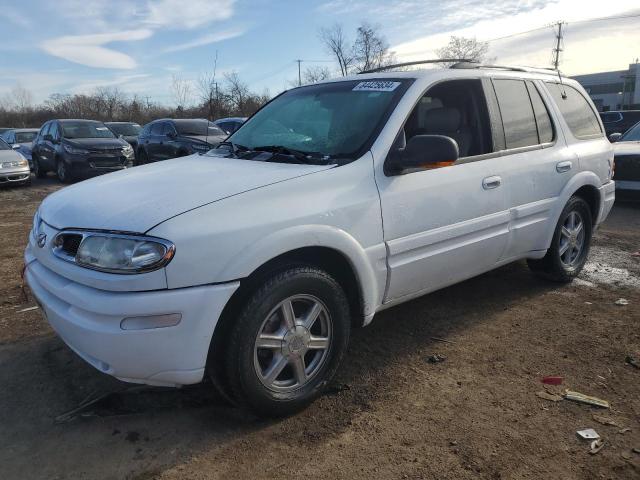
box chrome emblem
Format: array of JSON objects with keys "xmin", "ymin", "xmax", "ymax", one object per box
[{"xmin": 37, "ymin": 232, "xmax": 47, "ymax": 248}]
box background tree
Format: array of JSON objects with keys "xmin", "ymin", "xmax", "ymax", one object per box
[
  {"xmin": 170, "ymin": 74, "xmax": 193, "ymax": 114},
  {"xmin": 352, "ymin": 23, "xmax": 395, "ymax": 72},
  {"xmin": 319, "ymin": 24, "xmax": 354, "ymax": 76},
  {"xmin": 303, "ymin": 65, "xmax": 331, "ymax": 84},
  {"xmin": 436, "ymin": 36, "xmax": 490, "ymax": 67}
]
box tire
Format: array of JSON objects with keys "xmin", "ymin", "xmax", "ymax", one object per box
[
  {"xmin": 32, "ymin": 157, "xmax": 47, "ymax": 178},
  {"xmin": 223, "ymin": 267, "xmax": 351, "ymax": 417},
  {"xmin": 137, "ymin": 149, "xmax": 148, "ymax": 165},
  {"xmin": 56, "ymin": 158, "xmax": 73, "ymax": 183},
  {"xmin": 527, "ymin": 196, "xmax": 593, "ymax": 282}
]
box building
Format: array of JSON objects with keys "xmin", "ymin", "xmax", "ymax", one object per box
[{"xmin": 573, "ymin": 62, "xmax": 640, "ymax": 112}]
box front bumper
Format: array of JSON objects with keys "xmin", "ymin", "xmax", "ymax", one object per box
[
  {"xmin": 25, "ymin": 254, "xmax": 239, "ymax": 387},
  {"xmin": 0, "ymin": 166, "xmax": 30, "ymax": 184}
]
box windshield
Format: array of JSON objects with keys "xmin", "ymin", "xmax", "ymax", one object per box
[
  {"xmin": 225, "ymin": 79, "xmax": 410, "ymax": 159},
  {"xmin": 15, "ymin": 131, "xmax": 37, "ymax": 143},
  {"xmin": 107, "ymin": 123, "xmax": 141, "ymax": 136},
  {"xmin": 174, "ymin": 120, "xmax": 225, "ymax": 137},
  {"xmin": 62, "ymin": 122, "xmax": 116, "ymax": 139},
  {"xmin": 621, "ymin": 122, "xmax": 640, "ymax": 141},
  {"xmin": 0, "ymin": 138, "xmax": 9, "ymax": 150}
]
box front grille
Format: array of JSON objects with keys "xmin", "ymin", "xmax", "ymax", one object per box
[
  {"xmin": 613, "ymin": 155, "xmax": 640, "ymax": 182},
  {"xmin": 54, "ymin": 233, "xmax": 83, "ymax": 258}
]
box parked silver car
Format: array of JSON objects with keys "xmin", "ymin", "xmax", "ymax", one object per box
[{"xmin": 0, "ymin": 138, "xmax": 30, "ymax": 186}]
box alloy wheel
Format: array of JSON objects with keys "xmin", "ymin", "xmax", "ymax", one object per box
[
  {"xmin": 559, "ymin": 210, "xmax": 585, "ymax": 267},
  {"xmin": 253, "ymin": 294, "xmax": 332, "ymax": 392}
]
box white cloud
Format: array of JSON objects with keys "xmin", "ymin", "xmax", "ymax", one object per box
[
  {"xmin": 145, "ymin": 0, "xmax": 236, "ymax": 29},
  {"xmin": 41, "ymin": 30, "xmax": 153, "ymax": 69},
  {"xmin": 391, "ymin": 0, "xmax": 640, "ymax": 75},
  {"xmin": 163, "ymin": 27, "xmax": 246, "ymax": 53}
]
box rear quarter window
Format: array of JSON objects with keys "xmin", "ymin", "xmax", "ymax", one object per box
[{"xmin": 546, "ymin": 83, "xmax": 602, "ymax": 139}]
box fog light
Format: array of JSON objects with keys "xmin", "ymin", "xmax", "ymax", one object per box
[{"xmin": 120, "ymin": 313, "xmax": 182, "ymax": 330}]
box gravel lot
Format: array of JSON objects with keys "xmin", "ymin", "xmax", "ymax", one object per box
[{"xmin": 1, "ymin": 177, "xmax": 639, "ymax": 479}]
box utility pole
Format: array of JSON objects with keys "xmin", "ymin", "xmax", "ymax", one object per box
[
  {"xmin": 552, "ymin": 21, "xmax": 565, "ymax": 70},
  {"xmin": 296, "ymin": 59, "xmax": 302, "ymax": 86}
]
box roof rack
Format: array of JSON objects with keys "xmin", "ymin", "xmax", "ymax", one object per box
[
  {"xmin": 358, "ymin": 59, "xmax": 473, "ymax": 74},
  {"xmin": 450, "ymin": 62, "xmax": 559, "ymax": 75},
  {"xmin": 359, "ymin": 59, "xmax": 561, "ymax": 76}
]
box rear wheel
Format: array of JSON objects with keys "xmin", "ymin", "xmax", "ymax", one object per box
[
  {"xmin": 527, "ymin": 196, "xmax": 592, "ymax": 282},
  {"xmin": 222, "ymin": 267, "xmax": 351, "ymax": 417}
]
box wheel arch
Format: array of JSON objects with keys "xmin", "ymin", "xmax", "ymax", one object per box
[{"xmin": 542, "ymin": 172, "xmax": 602, "ymax": 249}]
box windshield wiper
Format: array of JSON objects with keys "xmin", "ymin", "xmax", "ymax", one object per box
[{"xmin": 251, "ymin": 145, "xmax": 331, "ymax": 164}]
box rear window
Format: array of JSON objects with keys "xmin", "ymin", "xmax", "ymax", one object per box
[
  {"xmin": 15, "ymin": 131, "xmax": 37, "ymax": 143},
  {"xmin": 546, "ymin": 83, "xmax": 602, "ymax": 139},
  {"xmin": 493, "ymin": 79, "xmax": 539, "ymax": 149}
]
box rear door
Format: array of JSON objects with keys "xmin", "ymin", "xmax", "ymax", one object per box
[
  {"xmin": 146, "ymin": 122, "xmax": 164, "ymax": 161},
  {"xmin": 161, "ymin": 122, "xmax": 179, "ymax": 159},
  {"xmin": 490, "ymin": 78, "xmax": 574, "ymax": 259}
]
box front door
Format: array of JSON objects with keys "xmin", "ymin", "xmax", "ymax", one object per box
[{"xmin": 377, "ymin": 79, "xmax": 509, "ymax": 302}]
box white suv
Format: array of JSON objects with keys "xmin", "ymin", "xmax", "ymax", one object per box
[{"xmin": 25, "ymin": 64, "xmax": 615, "ymax": 416}]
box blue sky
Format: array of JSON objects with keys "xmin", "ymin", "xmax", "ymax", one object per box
[{"xmin": 1, "ymin": 0, "xmax": 639, "ymax": 105}]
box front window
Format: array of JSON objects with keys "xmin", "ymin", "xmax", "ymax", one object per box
[
  {"xmin": 173, "ymin": 120, "xmax": 224, "ymax": 136},
  {"xmin": 108, "ymin": 123, "xmax": 141, "ymax": 136},
  {"xmin": 224, "ymin": 79, "xmax": 411, "ymax": 160},
  {"xmin": 62, "ymin": 122, "xmax": 116, "ymax": 139},
  {"xmin": 15, "ymin": 131, "xmax": 37, "ymax": 143},
  {"xmin": 621, "ymin": 122, "xmax": 640, "ymax": 142}
]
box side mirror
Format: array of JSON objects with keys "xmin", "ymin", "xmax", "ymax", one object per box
[
  {"xmin": 11, "ymin": 144, "xmax": 20, "ymax": 150},
  {"xmin": 166, "ymin": 130, "xmax": 177, "ymax": 139},
  {"xmin": 386, "ymin": 135, "xmax": 459, "ymax": 175},
  {"xmin": 608, "ymin": 132, "xmax": 622, "ymax": 143}
]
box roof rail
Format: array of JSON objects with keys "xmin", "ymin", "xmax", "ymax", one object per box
[
  {"xmin": 451, "ymin": 62, "xmax": 560, "ymax": 75},
  {"xmin": 358, "ymin": 59, "xmax": 473, "ymax": 74}
]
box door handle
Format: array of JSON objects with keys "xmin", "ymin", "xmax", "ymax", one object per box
[
  {"xmin": 556, "ymin": 161, "xmax": 572, "ymax": 173},
  {"xmin": 482, "ymin": 176, "xmax": 502, "ymax": 190}
]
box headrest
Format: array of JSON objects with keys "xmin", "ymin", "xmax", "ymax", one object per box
[{"xmin": 424, "ymin": 107, "xmax": 461, "ymax": 133}]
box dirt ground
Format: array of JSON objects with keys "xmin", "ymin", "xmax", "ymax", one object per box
[{"xmin": 1, "ymin": 177, "xmax": 639, "ymax": 480}]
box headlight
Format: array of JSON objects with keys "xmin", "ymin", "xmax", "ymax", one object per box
[
  {"xmin": 122, "ymin": 144, "xmax": 134, "ymax": 156},
  {"xmin": 1, "ymin": 159, "xmax": 27, "ymax": 168},
  {"xmin": 63, "ymin": 144, "xmax": 90, "ymax": 154},
  {"xmin": 53, "ymin": 231, "xmax": 175, "ymax": 274}
]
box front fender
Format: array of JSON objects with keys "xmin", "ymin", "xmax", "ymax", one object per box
[{"xmin": 216, "ymin": 224, "xmax": 384, "ymax": 318}]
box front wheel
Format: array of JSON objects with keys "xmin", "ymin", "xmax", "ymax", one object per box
[
  {"xmin": 527, "ymin": 196, "xmax": 593, "ymax": 282},
  {"xmin": 223, "ymin": 267, "xmax": 351, "ymax": 417},
  {"xmin": 56, "ymin": 158, "xmax": 73, "ymax": 183},
  {"xmin": 32, "ymin": 157, "xmax": 47, "ymax": 178}
]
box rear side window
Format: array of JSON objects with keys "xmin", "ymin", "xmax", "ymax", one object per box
[
  {"xmin": 526, "ymin": 81, "xmax": 554, "ymax": 144},
  {"xmin": 546, "ymin": 83, "xmax": 602, "ymax": 139},
  {"xmin": 162, "ymin": 123, "xmax": 176, "ymax": 136},
  {"xmin": 493, "ymin": 79, "xmax": 539, "ymax": 149}
]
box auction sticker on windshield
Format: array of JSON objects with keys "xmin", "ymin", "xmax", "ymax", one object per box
[{"xmin": 352, "ymin": 81, "xmax": 401, "ymax": 92}]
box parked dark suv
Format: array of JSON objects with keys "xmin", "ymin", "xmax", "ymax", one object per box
[
  {"xmin": 32, "ymin": 119, "xmax": 134, "ymax": 182},
  {"xmin": 600, "ymin": 110, "xmax": 640, "ymax": 137},
  {"xmin": 136, "ymin": 119, "xmax": 226, "ymax": 164},
  {"xmin": 105, "ymin": 122, "xmax": 142, "ymax": 149}
]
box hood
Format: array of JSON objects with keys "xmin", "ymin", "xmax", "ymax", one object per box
[
  {"xmin": 183, "ymin": 134, "xmax": 226, "ymax": 146},
  {"xmin": 64, "ymin": 137, "xmax": 128, "ymax": 149},
  {"xmin": 613, "ymin": 141, "xmax": 640, "ymax": 156},
  {"xmin": 17, "ymin": 141, "xmax": 33, "ymax": 149},
  {"xmin": 0, "ymin": 149, "xmax": 23, "ymax": 162},
  {"xmin": 39, "ymin": 153, "xmax": 333, "ymax": 232}
]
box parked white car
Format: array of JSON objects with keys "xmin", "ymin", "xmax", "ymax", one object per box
[{"xmin": 25, "ymin": 64, "xmax": 615, "ymax": 416}]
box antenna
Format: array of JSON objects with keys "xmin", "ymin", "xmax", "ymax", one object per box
[{"xmin": 551, "ymin": 21, "xmax": 565, "ymax": 69}]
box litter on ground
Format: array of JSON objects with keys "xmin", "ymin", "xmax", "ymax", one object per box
[
  {"xmin": 563, "ymin": 390, "xmax": 610, "ymax": 408},
  {"xmin": 577, "ymin": 428, "xmax": 600, "ymax": 440}
]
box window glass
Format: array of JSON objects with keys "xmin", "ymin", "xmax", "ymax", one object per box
[
  {"xmin": 61, "ymin": 121, "xmax": 115, "ymax": 139},
  {"xmin": 228, "ymin": 79, "xmax": 410, "ymax": 157},
  {"xmin": 601, "ymin": 112, "xmax": 622, "ymax": 123},
  {"xmin": 526, "ymin": 81, "xmax": 554, "ymax": 144},
  {"xmin": 219, "ymin": 122, "xmax": 234, "ymax": 134},
  {"xmin": 39, "ymin": 123, "xmax": 50, "ymax": 139},
  {"xmin": 0, "ymin": 138, "xmax": 9, "ymax": 150},
  {"xmin": 402, "ymin": 79, "xmax": 492, "ymax": 158},
  {"xmin": 162, "ymin": 123, "xmax": 176, "ymax": 136},
  {"xmin": 150, "ymin": 123, "xmax": 163, "ymax": 135},
  {"xmin": 15, "ymin": 131, "xmax": 38, "ymax": 143},
  {"xmin": 49, "ymin": 122, "xmax": 59, "ymax": 140},
  {"xmin": 493, "ymin": 79, "xmax": 539, "ymax": 149},
  {"xmin": 107, "ymin": 123, "xmax": 141, "ymax": 136},
  {"xmin": 546, "ymin": 83, "xmax": 602, "ymax": 139},
  {"xmin": 621, "ymin": 122, "xmax": 640, "ymax": 141}
]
